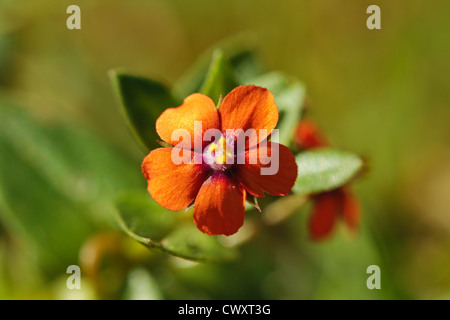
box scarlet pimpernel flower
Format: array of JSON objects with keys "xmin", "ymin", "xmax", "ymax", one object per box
[
  {"xmin": 294, "ymin": 119, "xmax": 361, "ymax": 240},
  {"xmin": 142, "ymin": 85, "xmax": 298, "ymax": 236}
]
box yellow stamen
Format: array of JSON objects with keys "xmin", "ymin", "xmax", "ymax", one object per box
[
  {"xmin": 218, "ymin": 137, "xmax": 227, "ymax": 149},
  {"xmin": 208, "ymin": 142, "xmax": 218, "ymax": 152},
  {"xmin": 216, "ymin": 154, "xmax": 227, "ymax": 164},
  {"xmin": 208, "ymin": 138, "xmax": 232, "ymax": 165}
]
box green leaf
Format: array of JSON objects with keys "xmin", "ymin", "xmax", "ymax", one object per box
[
  {"xmin": 247, "ymin": 72, "xmax": 306, "ymax": 146},
  {"xmin": 0, "ymin": 104, "xmax": 141, "ymax": 203},
  {"xmin": 0, "ymin": 110, "xmax": 97, "ymax": 272},
  {"xmin": 199, "ymin": 49, "xmax": 238, "ymax": 103},
  {"xmin": 173, "ymin": 40, "xmax": 263, "ymax": 98},
  {"xmin": 0, "ymin": 101, "xmax": 141, "ymax": 273},
  {"xmin": 293, "ymin": 148, "xmax": 364, "ymax": 195},
  {"xmin": 115, "ymin": 191, "xmax": 237, "ymax": 262},
  {"xmin": 109, "ymin": 70, "xmax": 178, "ymax": 152}
]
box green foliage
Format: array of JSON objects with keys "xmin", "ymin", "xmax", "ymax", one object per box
[
  {"xmin": 115, "ymin": 191, "xmax": 236, "ymax": 262},
  {"xmin": 293, "ymin": 148, "xmax": 364, "ymax": 195},
  {"xmin": 172, "ymin": 42, "xmax": 263, "ymax": 99},
  {"xmin": 199, "ymin": 49, "xmax": 238, "ymax": 104},
  {"xmin": 109, "ymin": 71, "xmax": 179, "ymax": 152},
  {"xmin": 0, "ymin": 102, "xmax": 141, "ymax": 276}
]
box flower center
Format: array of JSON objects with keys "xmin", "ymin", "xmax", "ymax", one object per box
[{"xmin": 203, "ymin": 136, "xmax": 234, "ymax": 171}]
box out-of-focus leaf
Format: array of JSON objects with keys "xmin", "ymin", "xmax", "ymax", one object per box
[
  {"xmin": 0, "ymin": 102, "xmax": 141, "ymax": 273},
  {"xmin": 172, "ymin": 58, "xmax": 209, "ymax": 100},
  {"xmin": 247, "ymin": 72, "xmax": 306, "ymax": 146},
  {"xmin": 115, "ymin": 191, "xmax": 237, "ymax": 262},
  {"xmin": 199, "ymin": 49, "xmax": 237, "ymax": 103},
  {"xmin": 293, "ymin": 148, "xmax": 363, "ymax": 195},
  {"xmin": 0, "ymin": 106, "xmax": 140, "ymax": 203},
  {"xmin": 109, "ymin": 70, "xmax": 178, "ymax": 152},
  {"xmin": 262, "ymin": 194, "xmax": 307, "ymax": 225},
  {"xmin": 246, "ymin": 71, "xmax": 290, "ymax": 93},
  {"xmin": 229, "ymin": 49, "xmax": 264, "ymax": 84},
  {"xmin": 46, "ymin": 126, "xmax": 141, "ymax": 201},
  {"xmin": 0, "ymin": 136, "xmax": 96, "ymax": 272}
]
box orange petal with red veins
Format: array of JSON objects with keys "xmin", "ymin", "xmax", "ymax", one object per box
[
  {"xmin": 220, "ymin": 85, "xmax": 278, "ymax": 149},
  {"xmin": 193, "ymin": 172, "xmax": 246, "ymax": 236},
  {"xmin": 294, "ymin": 119, "xmax": 327, "ymax": 150},
  {"xmin": 309, "ymin": 191, "xmax": 341, "ymax": 241},
  {"xmin": 142, "ymin": 148, "xmax": 210, "ymax": 211},
  {"xmin": 234, "ymin": 142, "xmax": 297, "ymax": 197},
  {"xmin": 156, "ymin": 93, "xmax": 220, "ymax": 151},
  {"xmin": 342, "ymin": 190, "xmax": 360, "ymax": 231}
]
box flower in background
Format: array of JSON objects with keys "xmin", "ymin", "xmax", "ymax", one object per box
[
  {"xmin": 142, "ymin": 85, "xmax": 298, "ymax": 236},
  {"xmin": 294, "ymin": 119, "xmax": 328, "ymax": 150},
  {"xmin": 294, "ymin": 119, "xmax": 361, "ymax": 240}
]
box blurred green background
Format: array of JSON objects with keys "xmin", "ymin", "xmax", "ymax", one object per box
[{"xmin": 0, "ymin": 0, "xmax": 449, "ymax": 299}]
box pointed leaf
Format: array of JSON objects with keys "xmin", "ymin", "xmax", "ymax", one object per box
[
  {"xmin": 293, "ymin": 148, "xmax": 364, "ymax": 195},
  {"xmin": 109, "ymin": 70, "xmax": 178, "ymax": 152}
]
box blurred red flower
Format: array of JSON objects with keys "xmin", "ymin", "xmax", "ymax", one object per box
[{"xmin": 294, "ymin": 119, "xmax": 361, "ymax": 240}]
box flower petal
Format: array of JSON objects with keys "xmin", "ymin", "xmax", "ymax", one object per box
[
  {"xmin": 341, "ymin": 189, "xmax": 360, "ymax": 231},
  {"xmin": 142, "ymin": 148, "xmax": 210, "ymax": 211},
  {"xmin": 220, "ymin": 85, "xmax": 278, "ymax": 149},
  {"xmin": 193, "ymin": 172, "xmax": 246, "ymax": 236},
  {"xmin": 309, "ymin": 190, "xmax": 341, "ymax": 241},
  {"xmin": 156, "ymin": 93, "xmax": 220, "ymax": 151},
  {"xmin": 234, "ymin": 142, "xmax": 297, "ymax": 197}
]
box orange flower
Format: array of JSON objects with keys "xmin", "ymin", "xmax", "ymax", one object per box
[
  {"xmin": 142, "ymin": 85, "xmax": 298, "ymax": 236},
  {"xmin": 295, "ymin": 119, "xmax": 361, "ymax": 240}
]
